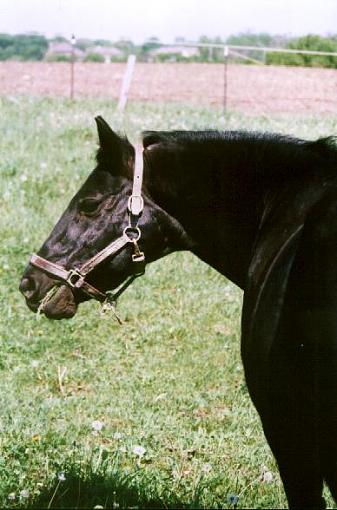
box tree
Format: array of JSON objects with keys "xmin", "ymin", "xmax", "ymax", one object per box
[
  {"xmin": 198, "ymin": 36, "xmax": 212, "ymax": 62},
  {"xmin": 226, "ymin": 31, "xmax": 275, "ymax": 48},
  {"xmin": 84, "ymin": 53, "xmax": 105, "ymax": 63},
  {"xmin": 266, "ymin": 34, "xmax": 337, "ymax": 68},
  {"xmin": 139, "ymin": 37, "xmax": 161, "ymax": 61},
  {"xmin": 0, "ymin": 33, "xmax": 48, "ymax": 61}
]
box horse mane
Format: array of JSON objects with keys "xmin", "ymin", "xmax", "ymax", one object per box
[
  {"xmin": 142, "ymin": 130, "xmax": 337, "ymax": 179},
  {"xmin": 142, "ymin": 129, "xmax": 337, "ymax": 150}
]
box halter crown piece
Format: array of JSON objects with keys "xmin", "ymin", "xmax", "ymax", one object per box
[{"xmin": 29, "ymin": 144, "xmax": 146, "ymax": 318}]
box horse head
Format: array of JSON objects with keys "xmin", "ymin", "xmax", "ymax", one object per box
[{"xmin": 19, "ymin": 117, "xmax": 189, "ymax": 319}]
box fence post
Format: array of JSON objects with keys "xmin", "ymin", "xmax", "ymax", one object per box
[
  {"xmin": 70, "ymin": 34, "xmax": 76, "ymax": 100},
  {"xmin": 223, "ymin": 45, "xmax": 229, "ymax": 114},
  {"xmin": 118, "ymin": 54, "xmax": 136, "ymax": 112}
]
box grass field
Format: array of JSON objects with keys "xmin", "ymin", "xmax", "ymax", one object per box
[{"xmin": 1, "ymin": 97, "xmax": 337, "ymax": 509}]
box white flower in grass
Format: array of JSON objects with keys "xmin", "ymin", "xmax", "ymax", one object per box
[
  {"xmin": 91, "ymin": 420, "xmax": 104, "ymax": 432},
  {"xmin": 202, "ymin": 463, "xmax": 212, "ymax": 474},
  {"xmin": 261, "ymin": 465, "xmax": 274, "ymax": 483},
  {"xmin": 8, "ymin": 493, "xmax": 16, "ymax": 500},
  {"xmin": 133, "ymin": 445, "xmax": 146, "ymax": 457},
  {"xmin": 19, "ymin": 489, "xmax": 29, "ymax": 498},
  {"xmin": 58, "ymin": 472, "xmax": 66, "ymax": 482},
  {"xmin": 262, "ymin": 470, "xmax": 274, "ymax": 483},
  {"xmin": 113, "ymin": 432, "xmax": 122, "ymax": 440}
]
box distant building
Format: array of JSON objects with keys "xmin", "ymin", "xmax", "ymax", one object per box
[
  {"xmin": 88, "ymin": 45, "xmax": 123, "ymax": 62},
  {"xmin": 45, "ymin": 41, "xmax": 85, "ymax": 61},
  {"xmin": 149, "ymin": 45, "xmax": 199, "ymax": 62}
]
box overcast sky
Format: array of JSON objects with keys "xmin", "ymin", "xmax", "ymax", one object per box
[{"xmin": 0, "ymin": 0, "xmax": 336, "ymax": 42}]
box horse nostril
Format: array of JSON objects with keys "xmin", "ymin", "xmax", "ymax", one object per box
[{"xmin": 19, "ymin": 277, "xmax": 38, "ymax": 300}]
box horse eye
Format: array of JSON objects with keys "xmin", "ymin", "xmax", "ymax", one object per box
[{"xmin": 79, "ymin": 197, "xmax": 101, "ymax": 216}]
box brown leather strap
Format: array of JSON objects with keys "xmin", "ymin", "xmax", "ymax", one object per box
[
  {"xmin": 30, "ymin": 230, "xmax": 140, "ymax": 302},
  {"xmin": 30, "ymin": 254, "xmax": 107, "ymax": 301},
  {"xmin": 30, "ymin": 254, "xmax": 69, "ymax": 281},
  {"xmin": 79, "ymin": 234, "xmax": 129, "ymax": 275},
  {"xmin": 78, "ymin": 280, "xmax": 107, "ymax": 301}
]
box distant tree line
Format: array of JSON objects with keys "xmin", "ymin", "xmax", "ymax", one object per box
[
  {"xmin": 0, "ymin": 33, "xmax": 48, "ymax": 60},
  {"xmin": 265, "ymin": 34, "xmax": 337, "ymax": 68},
  {"xmin": 0, "ymin": 32, "xmax": 336, "ymax": 68}
]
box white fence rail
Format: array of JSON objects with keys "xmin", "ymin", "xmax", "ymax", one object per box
[{"xmin": 155, "ymin": 41, "xmax": 337, "ymax": 58}]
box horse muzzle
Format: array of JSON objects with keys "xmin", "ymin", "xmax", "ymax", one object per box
[{"xmin": 19, "ymin": 265, "xmax": 78, "ymax": 319}]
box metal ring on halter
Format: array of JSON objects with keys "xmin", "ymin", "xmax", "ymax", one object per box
[{"xmin": 123, "ymin": 226, "xmax": 141, "ymax": 242}]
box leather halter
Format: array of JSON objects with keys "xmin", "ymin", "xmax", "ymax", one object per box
[{"xmin": 29, "ymin": 145, "xmax": 146, "ymax": 308}]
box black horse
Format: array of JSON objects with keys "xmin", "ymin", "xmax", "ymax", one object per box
[{"xmin": 20, "ymin": 117, "xmax": 337, "ymax": 508}]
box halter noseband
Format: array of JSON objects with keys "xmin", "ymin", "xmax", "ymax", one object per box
[{"xmin": 29, "ymin": 145, "xmax": 146, "ymax": 310}]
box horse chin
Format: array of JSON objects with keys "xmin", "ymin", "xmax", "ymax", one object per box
[{"xmin": 41, "ymin": 285, "xmax": 78, "ymax": 320}]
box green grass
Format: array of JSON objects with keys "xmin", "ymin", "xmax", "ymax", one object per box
[{"xmin": 1, "ymin": 96, "xmax": 337, "ymax": 508}]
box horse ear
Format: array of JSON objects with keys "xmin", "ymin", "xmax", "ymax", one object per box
[
  {"xmin": 95, "ymin": 116, "xmax": 122, "ymax": 152},
  {"xmin": 95, "ymin": 116, "xmax": 133, "ymax": 174}
]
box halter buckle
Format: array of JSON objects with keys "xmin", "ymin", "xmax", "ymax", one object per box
[
  {"xmin": 128, "ymin": 195, "xmax": 144, "ymax": 216},
  {"xmin": 66, "ymin": 269, "xmax": 84, "ymax": 288}
]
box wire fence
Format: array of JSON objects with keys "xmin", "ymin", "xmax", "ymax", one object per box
[
  {"xmin": 154, "ymin": 42, "xmax": 337, "ymax": 114},
  {"xmin": 0, "ymin": 43, "xmax": 336, "ymax": 115}
]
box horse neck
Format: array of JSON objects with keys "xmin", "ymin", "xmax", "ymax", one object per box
[{"xmin": 145, "ymin": 141, "xmax": 267, "ymax": 288}]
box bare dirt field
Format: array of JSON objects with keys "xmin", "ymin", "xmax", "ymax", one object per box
[{"xmin": 0, "ymin": 61, "xmax": 336, "ymax": 114}]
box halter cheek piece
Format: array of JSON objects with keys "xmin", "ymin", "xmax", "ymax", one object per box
[{"xmin": 29, "ymin": 145, "xmax": 146, "ymax": 309}]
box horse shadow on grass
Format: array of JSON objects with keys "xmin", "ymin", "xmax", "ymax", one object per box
[{"xmin": 26, "ymin": 467, "xmax": 199, "ymax": 509}]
